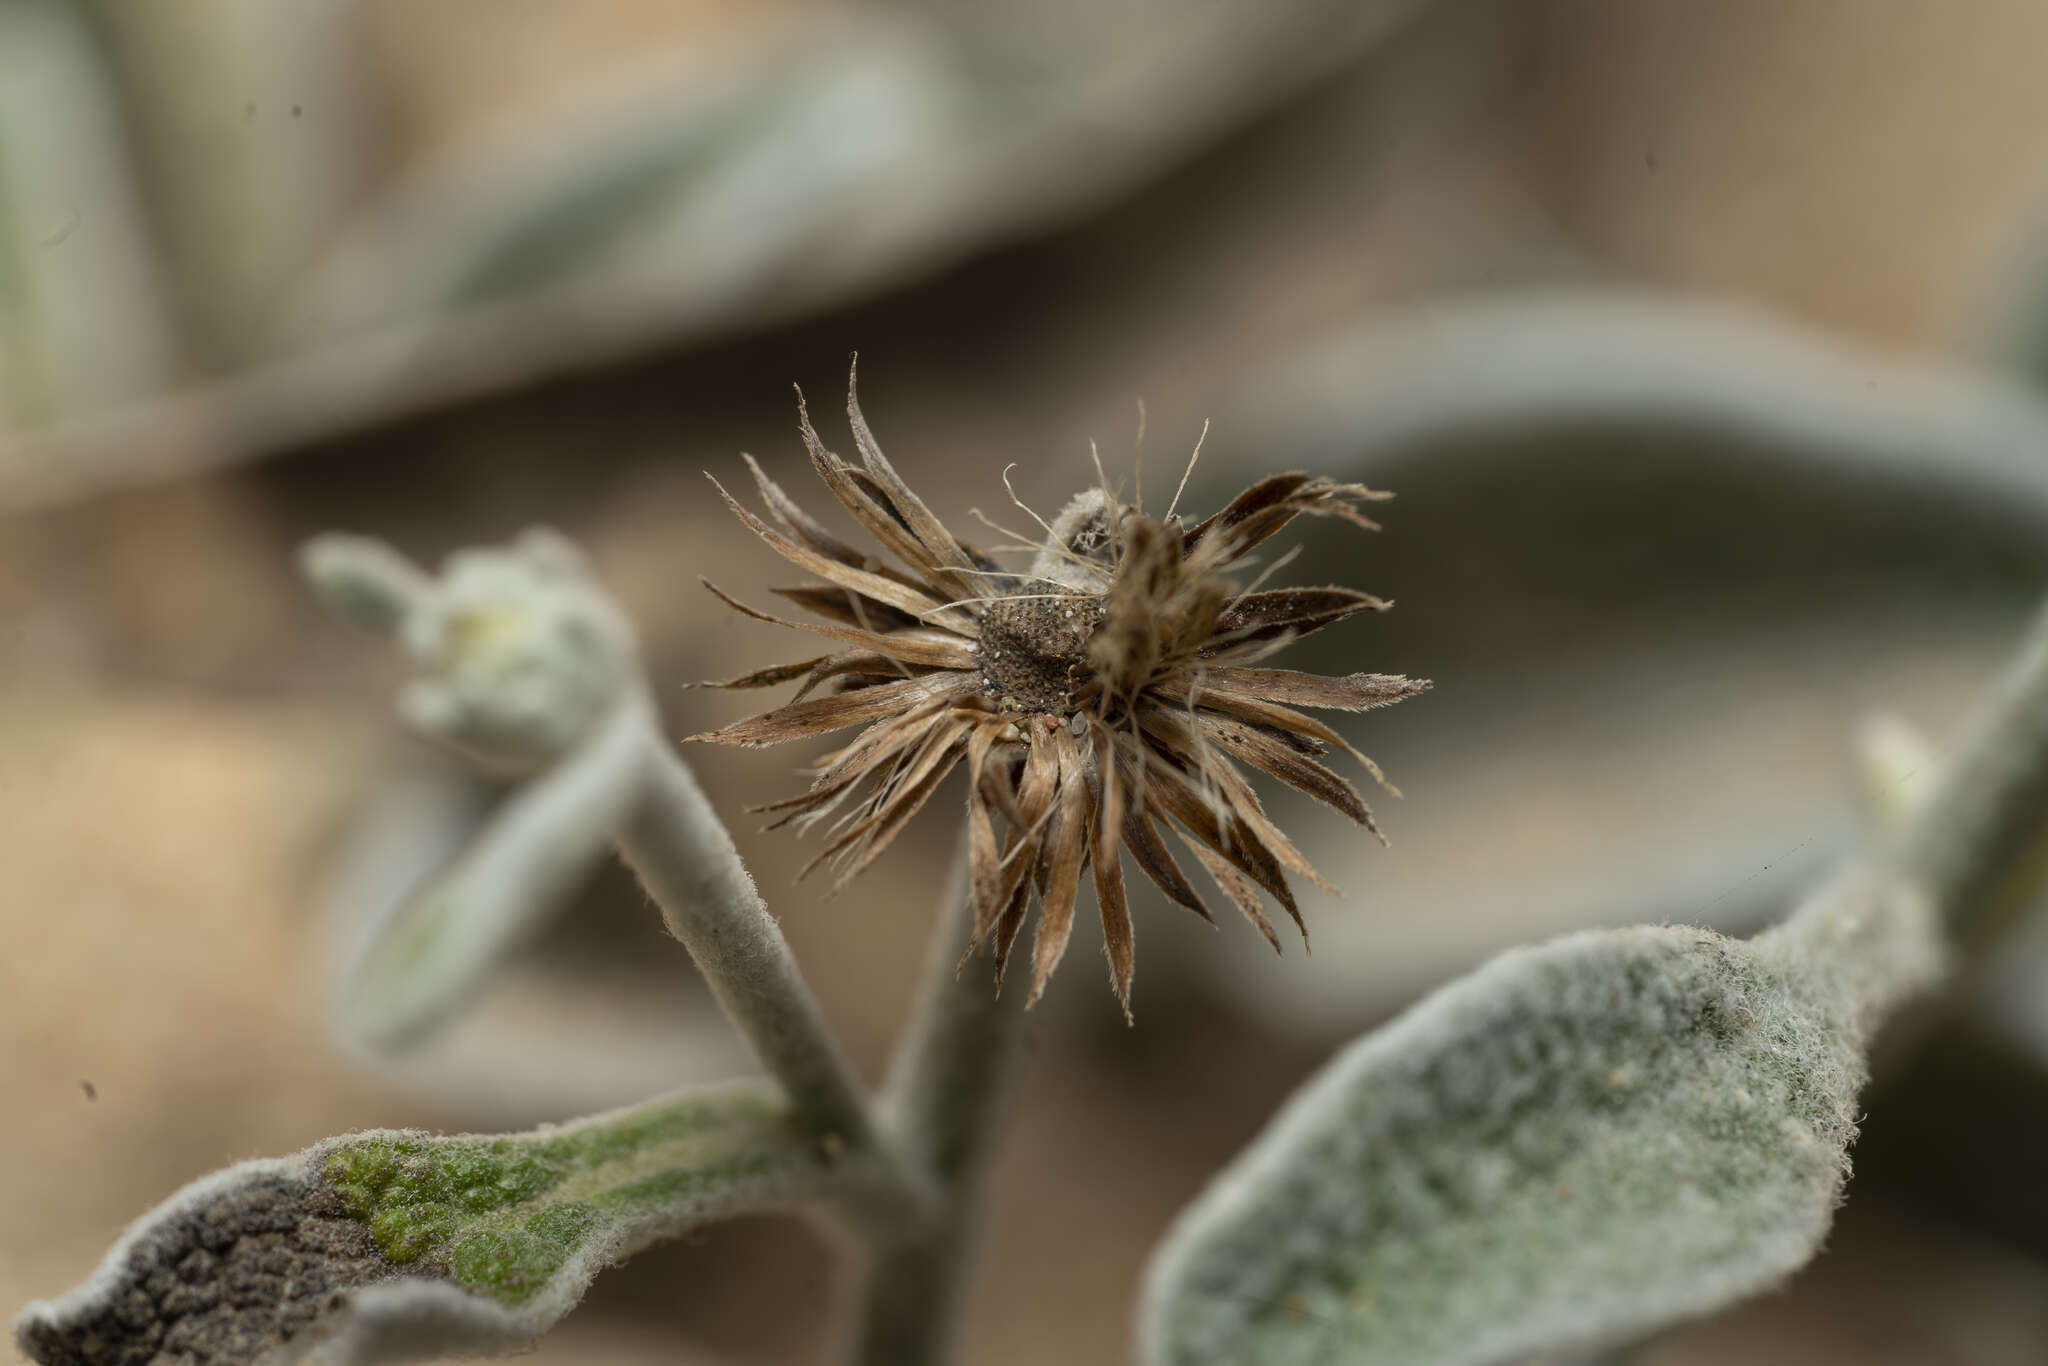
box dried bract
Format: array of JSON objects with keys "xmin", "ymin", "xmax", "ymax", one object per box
[{"xmin": 689, "ymin": 373, "xmax": 1428, "ymax": 1019}]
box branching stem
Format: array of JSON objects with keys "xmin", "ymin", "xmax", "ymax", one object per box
[
  {"xmin": 850, "ymin": 841, "xmax": 1030, "ymax": 1366},
  {"xmin": 620, "ymin": 704, "xmax": 1027, "ymax": 1360},
  {"xmin": 612, "ymin": 691, "xmax": 935, "ymax": 1235}
]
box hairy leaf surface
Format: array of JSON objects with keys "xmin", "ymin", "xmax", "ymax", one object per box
[
  {"xmin": 16, "ymin": 1082, "xmax": 860, "ymax": 1366},
  {"xmin": 1141, "ymin": 919, "xmax": 1912, "ymax": 1366}
]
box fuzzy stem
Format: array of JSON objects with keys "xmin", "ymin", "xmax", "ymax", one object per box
[
  {"xmin": 850, "ymin": 840, "xmax": 1029, "ymax": 1366},
  {"xmin": 611, "ymin": 693, "xmax": 930, "ymax": 1232},
  {"xmin": 1889, "ymin": 597, "xmax": 2048, "ymax": 938},
  {"xmin": 1764, "ymin": 596, "xmax": 2048, "ymax": 1033}
]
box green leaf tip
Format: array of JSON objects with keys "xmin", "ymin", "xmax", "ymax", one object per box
[
  {"xmin": 15, "ymin": 1082, "xmax": 865, "ymax": 1366},
  {"xmin": 1141, "ymin": 921, "xmax": 1888, "ymax": 1366},
  {"xmin": 321, "ymin": 1085, "xmax": 802, "ymax": 1303},
  {"xmin": 299, "ymin": 534, "xmax": 432, "ymax": 640}
]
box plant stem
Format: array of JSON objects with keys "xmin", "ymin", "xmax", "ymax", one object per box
[
  {"xmin": 611, "ymin": 694, "xmax": 930, "ymax": 1231},
  {"xmin": 1891, "ymin": 597, "xmax": 2048, "ymax": 938},
  {"xmin": 851, "ymin": 840, "xmax": 1030, "ymax": 1366},
  {"xmin": 1766, "ymin": 596, "xmax": 2048, "ymax": 1032}
]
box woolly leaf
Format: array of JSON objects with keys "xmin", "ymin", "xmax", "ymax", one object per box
[
  {"xmin": 15, "ymin": 1082, "xmax": 866, "ymax": 1366},
  {"xmin": 339, "ymin": 702, "xmax": 645, "ymax": 1052},
  {"xmin": 306, "ymin": 529, "xmax": 661, "ymax": 1055},
  {"xmin": 1141, "ymin": 904, "xmax": 1936, "ymax": 1366},
  {"xmin": 300, "ymin": 534, "xmax": 433, "ymax": 639}
]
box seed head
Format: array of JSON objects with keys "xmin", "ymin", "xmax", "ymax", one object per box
[{"xmin": 688, "ymin": 368, "xmax": 1429, "ymax": 1020}]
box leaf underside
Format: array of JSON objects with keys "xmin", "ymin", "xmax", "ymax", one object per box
[
  {"xmin": 15, "ymin": 1082, "xmax": 848, "ymax": 1366},
  {"xmin": 1142, "ymin": 924, "xmax": 1864, "ymax": 1366}
]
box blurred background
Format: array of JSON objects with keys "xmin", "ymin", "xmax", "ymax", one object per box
[{"xmin": 7, "ymin": 2, "xmax": 2048, "ymax": 1362}]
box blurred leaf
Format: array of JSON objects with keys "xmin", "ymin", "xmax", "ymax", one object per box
[
  {"xmin": 14, "ymin": 1082, "xmax": 862, "ymax": 1366},
  {"xmin": 1974, "ymin": 895, "xmax": 2048, "ymax": 1074},
  {"xmin": 293, "ymin": 0, "xmax": 1436, "ymax": 346},
  {"xmin": 1, "ymin": 0, "xmax": 1436, "ymax": 504},
  {"xmin": 339, "ymin": 703, "xmax": 645, "ymax": 1052},
  {"xmin": 317, "ymin": 762, "xmax": 759, "ymax": 1128},
  {"xmin": 0, "ymin": 0, "xmax": 179, "ymax": 428},
  {"xmin": 1185, "ymin": 291, "xmax": 2048, "ymax": 1041},
  {"xmin": 79, "ymin": 0, "xmax": 368, "ymax": 363},
  {"xmin": 301, "ymin": 532, "xmax": 436, "ymax": 638},
  {"xmin": 1231, "ymin": 293, "xmax": 2048, "ymax": 500},
  {"xmin": 304, "ymin": 529, "xmax": 655, "ymax": 1054},
  {"xmin": 1141, "ymin": 916, "xmax": 1910, "ymax": 1366}
]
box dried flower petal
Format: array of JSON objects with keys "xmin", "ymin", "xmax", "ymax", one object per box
[{"xmin": 687, "ymin": 373, "xmax": 1429, "ymax": 1016}]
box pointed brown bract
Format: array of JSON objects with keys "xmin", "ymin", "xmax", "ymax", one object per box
[{"xmin": 687, "ymin": 371, "xmax": 1429, "ymax": 1020}]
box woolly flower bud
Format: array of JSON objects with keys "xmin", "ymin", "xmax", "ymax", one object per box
[{"xmin": 305, "ymin": 528, "xmax": 636, "ymax": 768}]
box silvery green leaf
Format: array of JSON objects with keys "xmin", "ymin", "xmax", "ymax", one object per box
[
  {"xmin": 1185, "ymin": 292, "xmax": 2048, "ymax": 1041},
  {"xmin": 1141, "ymin": 881, "xmax": 1942, "ymax": 1366},
  {"xmin": 14, "ymin": 1082, "xmax": 869, "ymax": 1366},
  {"xmin": 292, "ymin": 0, "xmax": 1435, "ymax": 348},
  {"xmin": 338, "ymin": 702, "xmax": 646, "ymax": 1053},
  {"xmin": 301, "ymin": 534, "xmax": 435, "ymax": 639},
  {"xmin": 305, "ymin": 525, "xmax": 884, "ymax": 1152},
  {"xmin": 319, "ymin": 763, "xmax": 757, "ymax": 1127},
  {"xmin": 304, "ymin": 530, "xmax": 658, "ymax": 1057},
  {"xmin": 0, "ymin": 0, "xmax": 178, "ymax": 430},
  {"xmin": 76, "ymin": 0, "xmax": 365, "ymax": 361},
  {"xmin": 2, "ymin": 0, "xmax": 1437, "ymax": 506},
  {"xmin": 1232, "ymin": 292, "xmax": 2048, "ymax": 508}
]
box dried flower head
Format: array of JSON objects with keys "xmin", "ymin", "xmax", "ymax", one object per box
[{"xmin": 688, "ymin": 371, "xmax": 1429, "ymax": 1019}]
